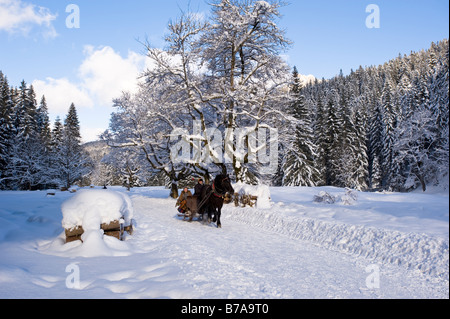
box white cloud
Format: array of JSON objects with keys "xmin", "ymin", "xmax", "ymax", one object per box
[
  {"xmin": 79, "ymin": 45, "xmax": 146, "ymax": 106},
  {"xmin": 32, "ymin": 45, "xmax": 148, "ymax": 142},
  {"xmin": 33, "ymin": 46, "xmax": 147, "ymax": 112},
  {"xmin": 0, "ymin": 0, "xmax": 57, "ymax": 37},
  {"xmin": 33, "ymin": 77, "xmax": 94, "ymax": 114}
]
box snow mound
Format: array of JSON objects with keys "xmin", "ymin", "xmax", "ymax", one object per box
[
  {"xmin": 233, "ymin": 182, "xmax": 272, "ymax": 209},
  {"xmin": 42, "ymin": 229, "xmax": 132, "ymax": 258},
  {"xmin": 40, "ymin": 189, "xmax": 136, "ymax": 258},
  {"xmin": 61, "ymin": 189, "xmax": 134, "ymax": 231}
]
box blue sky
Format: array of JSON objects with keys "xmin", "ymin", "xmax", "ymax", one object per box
[{"xmin": 1, "ymin": 0, "xmax": 448, "ymax": 142}]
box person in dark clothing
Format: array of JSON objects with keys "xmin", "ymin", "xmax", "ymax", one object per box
[
  {"xmin": 194, "ymin": 178, "xmax": 204, "ymax": 197},
  {"xmin": 194, "ymin": 178, "xmax": 205, "ymax": 212}
]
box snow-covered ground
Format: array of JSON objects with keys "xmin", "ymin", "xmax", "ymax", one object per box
[{"xmin": 0, "ymin": 185, "xmax": 448, "ymax": 299}]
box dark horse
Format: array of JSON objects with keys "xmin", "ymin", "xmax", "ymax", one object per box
[{"xmin": 198, "ymin": 174, "xmax": 234, "ymax": 228}]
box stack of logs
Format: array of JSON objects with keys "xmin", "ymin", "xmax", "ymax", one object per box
[
  {"xmin": 224, "ymin": 193, "xmax": 258, "ymax": 208},
  {"xmin": 65, "ymin": 218, "xmax": 134, "ymax": 243}
]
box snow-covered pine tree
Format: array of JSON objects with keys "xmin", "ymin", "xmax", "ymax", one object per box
[
  {"xmin": 56, "ymin": 104, "xmax": 90, "ymax": 189},
  {"xmin": 13, "ymin": 81, "xmax": 37, "ymax": 139},
  {"xmin": 51, "ymin": 116, "xmax": 63, "ymax": 153},
  {"xmin": 282, "ymin": 67, "xmax": 320, "ymax": 187},
  {"xmin": 335, "ymin": 97, "xmax": 369, "ymax": 190},
  {"xmin": 4, "ymin": 81, "xmax": 45, "ymax": 190},
  {"xmin": 323, "ymin": 93, "xmax": 342, "ymax": 186},
  {"xmin": 49, "ymin": 116, "xmax": 64, "ymax": 187},
  {"xmin": 0, "ymin": 73, "xmax": 14, "ymax": 189},
  {"xmin": 36, "ymin": 96, "xmax": 52, "ymax": 148},
  {"xmin": 367, "ymin": 99, "xmax": 384, "ymax": 189},
  {"xmin": 313, "ymin": 93, "xmax": 327, "ymax": 186},
  {"xmin": 380, "ymin": 80, "xmax": 397, "ymax": 189}
]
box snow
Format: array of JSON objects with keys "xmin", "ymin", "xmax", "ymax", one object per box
[
  {"xmin": 61, "ymin": 189, "xmax": 134, "ymax": 230},
  {"xmin": 0, "ymin": 186, "xmax": 448, "ymax": 299},
  {"xmin": 57, "ymin": 189, "xmax": 134, "ymax": 258}
]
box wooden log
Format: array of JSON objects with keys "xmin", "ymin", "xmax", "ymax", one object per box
[
  {"xmin": 64, "ymin": 218, "xmax": 133, "ymax": 243},
  {"xmin": 101, "ymin": 220, "xmax": 121, "ymax": 231},
  {"xmin": 65, "ymin": 235, "xmax": 82, "ymax": 243},
  {"xmin": 65, "ymin": 230, "xmax": 123, "ymax": 243},
  {"xmin": 65, "ymin": 226, "xmax": 84, "ymax": 238}
]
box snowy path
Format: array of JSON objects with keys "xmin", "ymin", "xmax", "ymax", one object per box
[
  {"xmin": 128, "ymin": 195, "xmax": 448, "ymax": 299},
  {"xmin": 0, "ymin": 187, "xmax": 448, "ymax": 299}
]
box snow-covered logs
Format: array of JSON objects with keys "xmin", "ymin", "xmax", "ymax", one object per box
[{"xmin": 62, "ymin": 189, "xmax": 134, "ymax": 243}]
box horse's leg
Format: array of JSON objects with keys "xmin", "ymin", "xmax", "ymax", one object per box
[
  {"xmin": 208, "ymin": 208, "xmax": 212, "ymax": 224},
  {"xmin": 216, "ymin": 208, "xmax": 222, "ymax": 228},
  {"xmin": 202, "ymin": 207, "xmax": 209, "ymax": 225}
]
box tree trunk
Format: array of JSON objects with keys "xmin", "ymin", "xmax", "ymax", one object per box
[
  {"xmin": 170, "ymin": 182, "xmax": 179, "ymax": 199},
  {"xmin": 417, "ymin": 174, "xmax": 427, "ymax": 192}
]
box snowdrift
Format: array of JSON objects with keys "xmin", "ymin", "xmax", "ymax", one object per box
[{"xmin": 223, "ymin": 205, "xmax": 449, "ymax": 279}]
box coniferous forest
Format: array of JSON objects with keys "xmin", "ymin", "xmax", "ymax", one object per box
[
  {"xmin": 291, "ymin": 39, "xmax": 449, "ymax": 192},
  {"xmin": 0, "ymin": 76, "xmax": 89, "ymax": 190},
  {"xmin": 0, "ymin": 5, "xmax": 448, "ymax": 194}
]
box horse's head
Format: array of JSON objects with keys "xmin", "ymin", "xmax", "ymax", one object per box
[{"xmin": 216, "ymin": 174, "xmax": 234, "ymax": 195}]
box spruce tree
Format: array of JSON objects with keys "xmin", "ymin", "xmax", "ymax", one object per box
[
  {"xmin": 0, "ymin": 72, "xmax": 12, "ymax": 187},
  {"xmin": 36, "ymin": 96, "xmax": 52, "ymax": 148},
  {"xmin": 381, "ymin": 81, "xmax": 396, "ymax": 189},
  {"xmin": 314, "ymin": 94, "xmax": 327, "ymax": 186},
  {"xmin": 368, "ymin": 100, "xmax": 384, "ymax": 189},
  {"xmin": 282, "ymin": 68, "xmax": 320, "ymax": 186},
  {"xmin": 57, "ymin": 103, "xmax": 89, "ymax": 188}
]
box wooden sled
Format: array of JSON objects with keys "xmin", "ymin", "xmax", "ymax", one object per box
[{"xmin": 178, "ymin": 196, "xmax": 202, "ymax": 222}]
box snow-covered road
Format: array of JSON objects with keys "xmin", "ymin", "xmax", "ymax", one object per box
[
  {"xmin": 0, "ymin": 186, "xmax": 448, "ymax": 299},
  {"xmin": 130, "ymin": 195, "xmax": 447, "ymax": 299}
]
